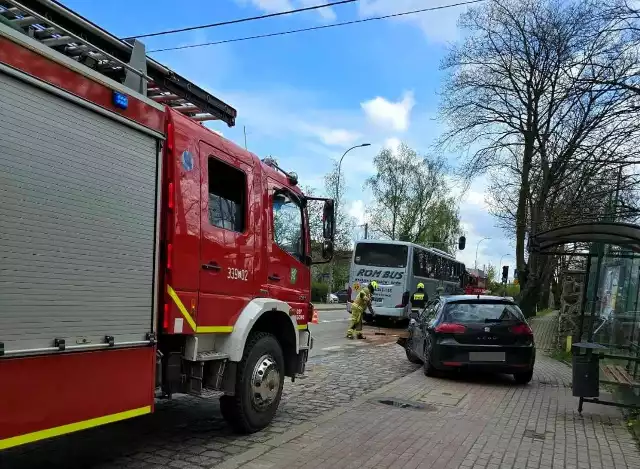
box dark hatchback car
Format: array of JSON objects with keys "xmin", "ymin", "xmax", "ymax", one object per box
[
  {"xmin": 333, "ymin": 289, "xmax": 349, "ymax": 303},
  {"xmin": 401, "ymin": 295, "xmax": 535, "ymax": 384}
]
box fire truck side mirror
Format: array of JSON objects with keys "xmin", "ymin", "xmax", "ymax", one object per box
[
  {"xmin": 322, "ymin": 239, "xmax": 334, "ymax": 260},
  {"xmin": 322, "ymin": 200, "xmax": 335, "ymax": 240}
]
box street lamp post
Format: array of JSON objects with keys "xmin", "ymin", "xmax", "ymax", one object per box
[
  {"xmin": 327, "ymin": 143, "xmax": 371, "ymax": 302},
  {"xmin": 499, "ymin": 253, "xmax": 512, "ymax": 269},
  {"xmin": 474, "ymin": 237, "xmax": 491, "ymax": 270}
]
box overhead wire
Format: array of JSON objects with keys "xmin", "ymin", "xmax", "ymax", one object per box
[
  {"xmin": 149, "ymin": 0, "xmax": 486, "ymax": 53},
  {"xmin": 123, "ymin": 0, "xmax": 358, "ymax": 40}
]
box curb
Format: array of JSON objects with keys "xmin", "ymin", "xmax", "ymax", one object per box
[{"xmin": 212, "ymin": 366, "xmax": 422, "ymax": 469}]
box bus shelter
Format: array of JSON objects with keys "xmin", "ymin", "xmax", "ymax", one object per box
[{"xmin": 530, "ymin": 222, "xmax": 640, "ymax": 411}]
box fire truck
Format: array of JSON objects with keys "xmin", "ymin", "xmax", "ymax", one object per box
[{"xmin": 0, "ymin": 0, "xmax": 335, "ymax": 450}]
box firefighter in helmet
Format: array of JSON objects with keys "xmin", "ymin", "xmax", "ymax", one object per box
[
  {"xmin": 347, "ymin": 281, "xmax": 378, "ymax": 339},
  {"xmin": 411, "ymin": 282, "xmax": 427, "ymax": 311}
]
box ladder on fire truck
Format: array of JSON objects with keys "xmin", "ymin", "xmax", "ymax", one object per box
[{"xmin": 0, "ymin": 0, "xmax": 237, "ymax": 126}]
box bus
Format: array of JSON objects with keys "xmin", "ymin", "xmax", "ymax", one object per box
[{"xmin": 348, "ymin": 239, "xmax": 466, "ymax": 321}]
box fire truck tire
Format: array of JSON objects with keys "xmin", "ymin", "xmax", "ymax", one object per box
[{"xmin": 220, "ymin": 331, "xmax": 285, "ymax": 433}]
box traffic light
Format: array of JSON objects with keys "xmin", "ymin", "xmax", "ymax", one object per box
[
  {"xmin": 458, "ymin": 236, "xmax": 466, "ymax": 250},
  {"xmin": 501, "ymin": 265, "xmax": 509, "ymax": 284}
]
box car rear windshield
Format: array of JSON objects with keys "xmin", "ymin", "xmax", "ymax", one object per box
[
  {"xmin": 354, "ymin": 243, "xmax": 408, "ymax": 268},
  {"xmin": 443, "ymin": 301, "xmax": 524, "ymax": 323}
]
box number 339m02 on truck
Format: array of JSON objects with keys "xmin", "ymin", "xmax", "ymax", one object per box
[{"xmin": 0, "ymin": 0, "xmax": 335, "ymax": 451}]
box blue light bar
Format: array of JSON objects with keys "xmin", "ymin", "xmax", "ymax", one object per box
[{"xmin": 112, "ymin": 91, "xmax": 129, "ymax": 110}]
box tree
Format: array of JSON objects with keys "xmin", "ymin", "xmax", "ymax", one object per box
[
  {"xmin": 439, "ymin": 0, "xmax": 640, "ymax": 314},
  {"xmin": 324, "ymin": 161, "xmax": 356, "ymax": 251},
  {"xmin": 365, "ymin": 143, "xmax": 463, "ymax": 252}
]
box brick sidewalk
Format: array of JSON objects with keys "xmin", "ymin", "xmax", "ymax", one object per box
[{"xmin": 219, "ymin": 356, "xmax": 640, "ymax": 469}]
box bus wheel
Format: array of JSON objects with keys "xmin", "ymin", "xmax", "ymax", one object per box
[{"xmin": 220, "ymin": 332, "xmax": 284, "ymax": 433}]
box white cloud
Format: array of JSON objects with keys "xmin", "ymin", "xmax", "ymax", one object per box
[
  {"xmin": 235, "ymin": 0, "xmax": 337, "ymax": 21},
  {"xmin": 358, "ymin": 0, "xmax": 470, "ymax": 44},
  {"xmin": 300, "ymin": 125, "xmax": 362, "ymax": 146},
  {"xmin": 361, "ymin": 91, "xmax": 415, "ymax": 132},
  {"xmin": 349, "ymin": 199, "xmax": 366, "ymax": 224},
  {"xmin": 299, "ymin": 0, "xmax": 337, "ymax": 21},
  {"xmin": 383, "ymin": 137, "xmax": 402, "ymax": 155}
]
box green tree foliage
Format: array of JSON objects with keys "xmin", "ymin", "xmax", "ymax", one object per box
[{"xmin": 365, "ymin": 143, "xmax": 463, "ymax": 252}]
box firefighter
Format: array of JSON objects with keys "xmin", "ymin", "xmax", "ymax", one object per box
[
  {"xmin": 411, "ymin": 282, "xmax": 427, "ymax": 310},
  {"xmin": 346, "ymin": 281, "xmax": 378, "ymax": 339}
]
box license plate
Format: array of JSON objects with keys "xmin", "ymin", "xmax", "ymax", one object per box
[{"xmin": 469, "ymin": 351, "xmax": 505, "ymax": 362}]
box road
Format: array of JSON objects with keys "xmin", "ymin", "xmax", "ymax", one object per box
[{"xmin": 309, "ymin": 307, "xmax": 351, "ymax": 357}]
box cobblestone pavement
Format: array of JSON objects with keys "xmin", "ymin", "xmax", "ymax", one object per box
[
  {"xmin": 0, "ymin": 341, "xmax": 419, "ymax": 469},
  {"xmin": 232, "ymin": 356, "xmax": 640, "ymax": 469}
]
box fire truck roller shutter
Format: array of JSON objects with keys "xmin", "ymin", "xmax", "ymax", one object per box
[
  {"xmin": 0, "ymin": 71, "xmax": 158, "ymax": 354},
  {"xmin": 215, "ymin": 298, "xmax": 300, "ymax": 362}
]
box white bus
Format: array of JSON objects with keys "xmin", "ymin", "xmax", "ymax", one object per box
[{"xmin": 348, "ymin": 239, "xmax": 466, "ymax": 320}]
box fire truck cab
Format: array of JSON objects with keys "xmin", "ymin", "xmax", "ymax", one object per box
[{"xmin": 0, "ymin": 0, "xmax": 335, "ymax": 450}]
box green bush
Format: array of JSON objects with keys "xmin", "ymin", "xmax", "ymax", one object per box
[{"xmin": 311, "ymin": 282, "xmax": 329, "ymax": 303}]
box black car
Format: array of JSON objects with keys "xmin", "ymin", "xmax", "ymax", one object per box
[
  {"xmin": 401, "ymin": 295, "xmax": 535, "ymax": 384},
  {"xmin": 333, "ymin": 289, "xmax": 349, "ymax": 303}
]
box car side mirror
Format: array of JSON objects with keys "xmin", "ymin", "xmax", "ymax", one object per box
[{"xmin": 322, "ymin": 239, "xmax": 334, "ymax": 260}]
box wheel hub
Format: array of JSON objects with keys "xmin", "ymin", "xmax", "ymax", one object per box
[{"xmin": 251, "ymin": 354, "xmax": 280, "ymax": 410}]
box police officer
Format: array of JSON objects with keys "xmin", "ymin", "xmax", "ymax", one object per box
[
  {"xmin": 411, "ymin": 282, "xmax": 427, "ymax": 310},
  {"xmin": 347, "ymin": 281, "xmax": 378, "ymax": 339}
]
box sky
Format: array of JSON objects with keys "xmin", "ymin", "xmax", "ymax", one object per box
[{"xmin": 63, "ymin": 0, "xmax": 515, "ymax": 277}]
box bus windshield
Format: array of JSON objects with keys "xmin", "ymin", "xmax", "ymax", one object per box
[{"xmin": 354, "ymin": 243, "xmax": 408, "ymax": 268}]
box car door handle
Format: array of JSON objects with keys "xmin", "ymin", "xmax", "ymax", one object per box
[
  {"xmin": 202, "ymin": 262, "xmax": 221, "ymax": 271},
  {"xmin": 268, "ymin": 274, "xmax": 281, "ymax": 282}
]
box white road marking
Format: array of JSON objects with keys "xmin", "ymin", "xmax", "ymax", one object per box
[
  {"xmin": 321, "ymin": 345, "xmax": 344, "ymax": 351},
  {"xmin": 319, "ymin": 319, "xmax": 350, "ymax": 323}
]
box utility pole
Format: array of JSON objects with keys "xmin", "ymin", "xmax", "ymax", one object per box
[{"xmin": 359, "ymin": 223, "xmax": 369, "ymax": 239}]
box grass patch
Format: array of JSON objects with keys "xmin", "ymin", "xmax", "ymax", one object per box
[{"xmin": 536, "ymin": 308, "xmax": 555, "ymax": 317}]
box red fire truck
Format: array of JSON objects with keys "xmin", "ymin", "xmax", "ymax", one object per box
[{"xmin": 0, "ymin": 0, "xmax": 335, "ymax": 450}]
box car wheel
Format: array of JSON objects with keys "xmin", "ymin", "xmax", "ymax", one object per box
[
  {"xmin": 405, "ymin": 348, "xmax": 423, "ymax": 364},
  {"xmin": 220, "ymin": 332, "xmax": 285, "ymax": 433},
  {"xmin": 423, "ymin": 336, "xmax": 435, "ymax": 377},
  {"xmin": 513, "ymin": 369, "xmax": 534, "ymax": 385}
]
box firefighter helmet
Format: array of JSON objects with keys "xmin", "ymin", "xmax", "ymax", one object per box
[
  {"xmin": 417, "ymin": 282, "xmax": 425, "ymax": 290},
  {"xmin": 369, "ymin": 281, "xmax": 379, "ymax": 290}
]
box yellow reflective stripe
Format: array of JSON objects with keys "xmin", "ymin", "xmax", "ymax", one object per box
[
  {"xmin": 167, "ymin": 285, "xmax": 197, "ymax": 332},
  {"xmin": 196, "ymin": 326, "xmax": 234, "ymax": 333},
  {"xmin": 413, "ymin": 293, "xmax": 424, "ymax": 300},
  {"xmin": 297, "ymin": 324, "xmax": 308, "ymax": 330},
  {"xmin": 0, "ymin": 406, "xmax": 151, "ymax": 450}
]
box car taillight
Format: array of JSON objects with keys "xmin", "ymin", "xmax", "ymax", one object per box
[
  {"xmin": 435, "ymin": 323, "xmax": 467, "ymax": 334},
  {"xmin": 510, "ymin": 323, "xmax": 533, "ymax": 336}
]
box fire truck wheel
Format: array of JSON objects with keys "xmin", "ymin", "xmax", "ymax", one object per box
[{"xmin": 220, "ymin": 331, "xmax": 285, "ymax": 433}]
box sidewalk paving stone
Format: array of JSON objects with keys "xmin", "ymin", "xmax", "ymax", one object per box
[{"xmin": 219, "ymin": 356, "xmax": 640, "ymax": 469}]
